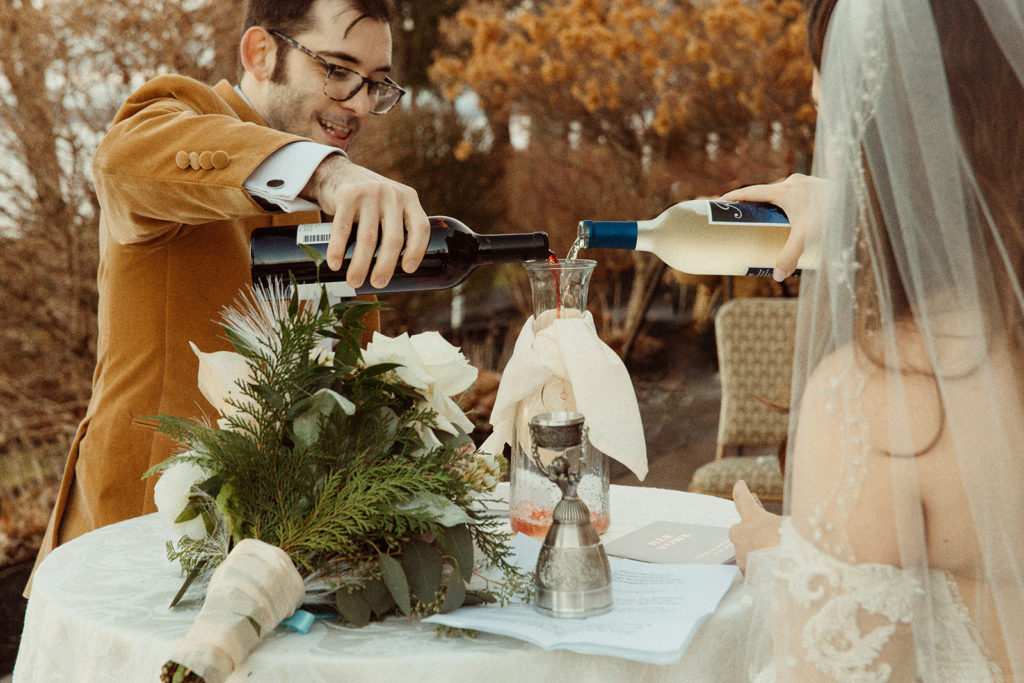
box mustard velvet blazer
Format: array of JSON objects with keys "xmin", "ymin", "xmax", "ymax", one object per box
[{"xmin": 31, "ymin": 75, "xmax": 379, "ymax": 581}]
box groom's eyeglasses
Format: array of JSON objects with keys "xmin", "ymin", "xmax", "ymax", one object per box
[{"xmin": 269, "ymin": 30, "xmax": 406, "ymax": 115}]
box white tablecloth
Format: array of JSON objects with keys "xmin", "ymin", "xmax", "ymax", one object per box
[{"xmin": 14, "ymin": 484, "xmax": 738, "ymax": 682}]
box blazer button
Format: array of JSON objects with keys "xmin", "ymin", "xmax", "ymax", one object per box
[
  {"xmin": 199, "ymin": 151, "xmax": 214, "ymax": 169},
  {"xmin": 212, "ymin": 150, "xmax": 230, "ymax": 169},
  {"xmin": 189, "ymin": 152, "xmax": 201, "ymax": 170},
  {"xmin": 175, "ymin": 151, "xmax": 190, "ymax": 170}
]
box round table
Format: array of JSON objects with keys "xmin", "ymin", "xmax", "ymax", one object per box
[{"xmin": 14, "ymin": 484, "xmax": 738, "ymax": 682}]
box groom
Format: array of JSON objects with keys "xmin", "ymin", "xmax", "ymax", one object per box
[{"xmin": 30, "ymin": 0, "xmax": 424, "ymax": 585}]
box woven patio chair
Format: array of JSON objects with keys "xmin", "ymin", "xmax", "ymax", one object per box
[{"xmin": 687, "ymin": 297, "xmax": 798, "ymax": 503}]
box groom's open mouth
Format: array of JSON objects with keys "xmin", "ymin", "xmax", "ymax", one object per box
[{"xmin": 318, "ymin": 117, "xmax": 355, "ymax": 147}]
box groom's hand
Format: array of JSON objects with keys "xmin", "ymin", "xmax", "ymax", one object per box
[
  {"xmin": 729, "ymin": 480, "xmax": 782, "ymax": 573},
  {"xmin": 302, "ymin": 154, "xmax": 430, "ymax": 290}
]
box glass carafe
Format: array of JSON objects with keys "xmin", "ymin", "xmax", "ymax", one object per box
[{"xmin": 509, "ymin": 259, "xmax": 610, "ymax": 538}]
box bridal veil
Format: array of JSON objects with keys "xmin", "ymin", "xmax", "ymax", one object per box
[{"xmin": 687, "ymin": 0, "xmax": 1024, "ymax": 680}]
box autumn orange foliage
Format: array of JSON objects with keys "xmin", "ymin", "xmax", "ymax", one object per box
[{"xmin": 431, "ymin": 0, "xmax": 815, "ymax": 154}]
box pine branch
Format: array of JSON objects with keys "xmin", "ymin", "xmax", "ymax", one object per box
[{"xmin": 149, "ymin": 292, "xmax": 527, "ymax": 613}]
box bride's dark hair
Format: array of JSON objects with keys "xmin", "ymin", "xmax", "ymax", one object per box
[{"xmin": 805, "ymin": 0, "xmax": 838, "ymax": 70}]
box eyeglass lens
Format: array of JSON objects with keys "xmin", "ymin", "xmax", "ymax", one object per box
[{"xmin": 324, "ymin": 70, "xmax": 401, "ymax": 113}]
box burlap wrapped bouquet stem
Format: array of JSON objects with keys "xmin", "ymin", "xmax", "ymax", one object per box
[{"xmin": 165, "ymin": 539, "xmax": 305, "ymax": 683}]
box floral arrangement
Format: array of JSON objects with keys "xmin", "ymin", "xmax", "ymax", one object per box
[{"xmin": 149, "ymin": 282, "xmax": 526, "ymax": 637}]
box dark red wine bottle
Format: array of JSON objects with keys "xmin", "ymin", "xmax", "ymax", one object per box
[{"xmin": 251, "ymin": 216, "xmax": 550, "ymax": 294}]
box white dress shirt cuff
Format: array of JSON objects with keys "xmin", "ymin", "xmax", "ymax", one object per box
[{"xmin": 244, "ymin": 141, "xmax": 343, "ymax": 212}]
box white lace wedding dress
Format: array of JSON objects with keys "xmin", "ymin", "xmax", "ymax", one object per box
[
  {"xmin": 748, "ymin": 520, "xmax": 1003, "ymax": 682},
  {"xmin": 679, "ymin": 353, "xmax": 1008, "ymax": 682}
]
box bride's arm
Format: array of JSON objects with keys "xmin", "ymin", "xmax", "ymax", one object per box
[{"xmin": 728, "ymin": 480, "xmax": 782, "ymax": 572}]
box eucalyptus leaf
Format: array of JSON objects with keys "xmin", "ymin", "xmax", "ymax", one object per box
[
  {"xmin": 449, "ymin": 432, "xmax": 476, "ymax": 452},
  {"xmin": 173, "ymin": 506, "xmax": 201, "ymax": 524},
  {"xmin": 254, "ymin": 384, "xmax": 286, "ymax": 409},
  {"xmin": 393, "ymin": 492, "xmax": 476, "ymax": 528},
  {"xmin": 336, "ymin": 300, "xmax": 379, "ymax": 326},
  {"xmin": 361, "ymin": 362, "xmax": 402, "ymax": 378},
  {"xmin": 293, "ymin": 388, "xmax": 356, "ymax": 448},
  {"xmin": 439, "ymin": 573, "xmax": 467, "ymax": 614},
  {"xmin": 293, "ymin": 412, "xmax": 323, "ymax": 450},
  {"xmin": 400, "ymin": 540, "xmax": 443, "ymax": 604},
  {"xmin": 379, "ymin": 552, "xmax": 412, "ymax": 615},
  {"xmin": 288, "ymin": 272, "xmax": 299, "ymax": 316},
  {"xmin": 335, "ymin": 337, "xmax": 361, "ymax": 367},
  {"xmin": 298, "ymin": 242, "xmax": 326, "ymax": 268},
  {"xmin": 196, "ymin": 475, "xmax": 223, "ymax": 497},
  {"xmin": 361, "ymin": 577, "xmax": 396, "ymax": 617},
  {"xmin": 439, "ymin": 525, "xmax": 475, "ymax": 583},
  {"xmin": 317, "ymin": 282, "xmax": 330, "ymax": 312},
  {"xmin": 318, "ymin": 388, "xmax": 356, "ymax": 415},
  {"xmin": 332, "ymin": 354, "xmax": 356, "ymax": 375},
  {"xmin": 335, "ymin": 588, "xmax": 372, "ymax": 627}
]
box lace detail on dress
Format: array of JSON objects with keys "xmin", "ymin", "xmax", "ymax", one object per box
[{"xmin": 773, "ymin": 521, "xmax": 1002, "ymax": 682}]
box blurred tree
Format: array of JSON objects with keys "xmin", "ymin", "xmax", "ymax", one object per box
[
  {"xmin": 392, "ymin": 1, "xmax": 467, "ymax": 95},
  {"xmin": 433, "ymin": 0, "xmax": 814, "ymax": 163},
  {"xmin": 0, "ymin": 0, "xmax": 243, "ymax": 461},
  {"xmin": 393, "ymin": 1, "xmax": 523, "ymax": 95},
  {"xmin": 430, "ymin": 0, "xmax": 815, "ymax": 352}
]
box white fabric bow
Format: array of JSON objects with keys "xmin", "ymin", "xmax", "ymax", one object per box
[{"xmin": 482, "ymin": 312, "xmax": 647, "ymax": 480}]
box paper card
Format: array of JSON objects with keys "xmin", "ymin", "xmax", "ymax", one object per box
[
  {"xmin": 424, "ymin": 556, "xmax": 739, "ymax": 665},
  {"xmin": 602, "ymin": 521, "xmax": 735, "ymax": 565}
]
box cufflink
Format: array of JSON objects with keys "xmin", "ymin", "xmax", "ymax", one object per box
[{"xmin": 267, "ymin": 179, "xmax": 285, "ymax": 188}]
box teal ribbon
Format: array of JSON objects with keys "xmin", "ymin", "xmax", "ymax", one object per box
[{"xmin": 281, "ymin": 609, "xmax": 334, "ymax": 633}]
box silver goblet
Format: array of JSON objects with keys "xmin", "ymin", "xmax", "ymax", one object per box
[{"xmin": 528, "ymin": 412, "xmax": 613, "ymax": 618}]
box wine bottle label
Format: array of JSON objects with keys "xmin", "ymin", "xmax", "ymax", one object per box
[
  {"xmin": 296, "ymin": 223, "xmax": 334, "ymax": 245},
  {"xmin": 708, "ymin": 201, "xmax": 789, "ymax": 226},
  {"xmin": 291, "ymin": 281, "xmax": 356, "ymax": 300},
  {"xmin": 744, "ymin": 267, "xmax": 803, "ymax": 277}
]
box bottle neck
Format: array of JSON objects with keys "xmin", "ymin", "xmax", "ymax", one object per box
[
  {"xmin": 476, "ymin": 232, "xmax": 550, "ymax": 264},
  {"xmin": 578, "ymin": 220, "xmax": 639, "ymax": 250}
]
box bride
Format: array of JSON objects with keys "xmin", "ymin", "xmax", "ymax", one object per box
[{"xmin": 687, "ymin": 0, "xmax": 1024, "ymax": 679}]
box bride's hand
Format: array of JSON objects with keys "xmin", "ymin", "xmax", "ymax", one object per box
[
  {"xmin": 729, "ymin": 480, "xmax": 782, "ymax": 573},
  {"xmin": 719, "ymin": 174, "xmax": 827, "ymax": 282}
]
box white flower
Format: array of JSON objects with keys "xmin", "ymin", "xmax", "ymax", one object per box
[
  {"xmin": 154, "ymin": 454, "xmax": 210, "ymax": 540},
  {"xmin": 190, "ymin": 342, "xmax": 254, "ymax": 424},
  {"xmin": 414, "ymin": 422, "xmax": 444, "ymax": 457},
  {"xmin": 362, "ymin": 331, "xmax": 477, "ymax": 435},
  {"xmin": 310, "ymin": 345, "xmax": 335, "ymax": 366}
]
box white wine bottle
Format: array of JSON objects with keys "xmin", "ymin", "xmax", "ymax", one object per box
[{"xmin": 576, "ymin": 200, "xmax": 807, "ymax": 277}]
